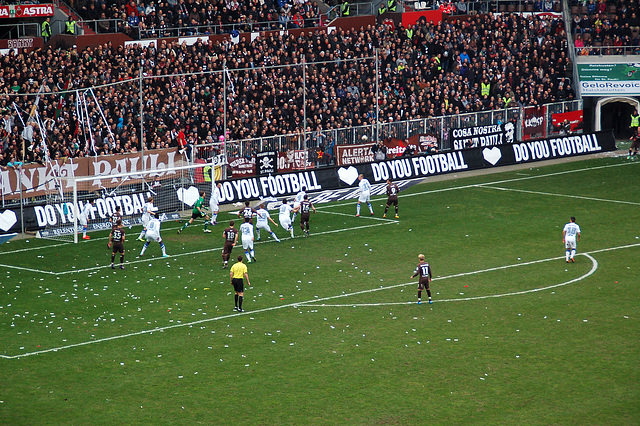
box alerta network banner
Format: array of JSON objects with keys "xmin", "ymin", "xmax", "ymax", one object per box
[
  {"xmin": 0, "ymin": 132, "xmax": 616, "ymax": 235},
  {"xmin": 578, "ymin": 63, "xmax": 640, "ymax": 95}
]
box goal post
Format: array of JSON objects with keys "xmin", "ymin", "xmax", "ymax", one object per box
[{"xmin": 37, "ymin": 160, "xmax": 220, "ymax": 243}]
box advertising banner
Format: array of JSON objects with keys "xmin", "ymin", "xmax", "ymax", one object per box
[
  {"xmin": 0, "ymin": 132, "xmax": 616, "ymax": 235},
  {"xmin": 0, "ymin": 4, "xmax": 54, "ymax": 18},
  {"xmin": 450, "ymin": 123, "xmax": 515, "ymax": 150},
  {"xmin": 578, "ymin": 63, "xmax": 640, "ymax": 95}
]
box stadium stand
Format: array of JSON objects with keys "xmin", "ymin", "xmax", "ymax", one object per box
[{"xmin": 2, "ymin": 12, "xmax": 574, "ymax": 166}]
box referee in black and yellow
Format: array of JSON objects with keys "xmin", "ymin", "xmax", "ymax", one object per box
[{"xmin": 230, "ymin": 255, "xmax": 250, "ymax": 312}]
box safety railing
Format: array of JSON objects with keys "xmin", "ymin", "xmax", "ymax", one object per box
[
  {"xmin": 0, "ymin": 22, "xmax": 40, "ymax": 39},
  {"xmin": 191, "ymin": 99, "xmax": 583, "ymax": 166}
]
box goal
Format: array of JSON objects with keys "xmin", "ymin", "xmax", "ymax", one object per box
[{"xmin": 38, "ymin": 160, "xmax": 220, "ymax": 243}]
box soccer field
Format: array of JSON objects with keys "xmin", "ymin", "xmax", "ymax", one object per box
[{"xmin": 1, "ymin": 155, "xmax": 639, "ymax": 424}]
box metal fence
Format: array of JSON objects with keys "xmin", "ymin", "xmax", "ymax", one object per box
[
  {"xmin": 192, "ymin": 99, "xmax": 583, "ymax": 167},
  {"xmin": 78, "ymin": 16, "xmax": 324, "ymax": 39}
]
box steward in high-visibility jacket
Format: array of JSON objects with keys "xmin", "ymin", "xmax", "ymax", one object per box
[
  {"xmin": 65, "ymin": 16, "xmax": 76, "ymax": 35},
  {"xmin": 630, "ymin": 109, "xmax": 640, "ymax": 133},
  {"xmin": 387, "ymin": 0, "xmax": 397, "ymax": 12},
  {"xmin": 406, "ymin": 26, "xmax": 414, "ymax": 39},
  {"xmin": 378, "ymin": 2, "xmax": 387, "ymax": 15},
  {"xmin": 341, "ymin": 0, "xmax": 350, "ymax": 16},
  {"xmin": 41, "ymin": 18, "xmax": 52, "ymax": 42}
]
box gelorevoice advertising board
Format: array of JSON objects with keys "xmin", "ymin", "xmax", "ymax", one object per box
[{"xmin": 578, "ymin": 63, "xmax": 640, "ymax": 95}]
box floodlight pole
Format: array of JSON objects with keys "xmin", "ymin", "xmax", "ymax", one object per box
[
  {"xmin": 223, "ymin": 63, "xmax": 227, "ymax": 180},
  {"xmin": 375, "ymin": 49, "xmax": 380, "ymax": 142},
  {"xmin": 139, "ymin": 61, "xmax": 145, "ymax": 171},
  {"xmin": 303, "ymin": 58, "xmax": 307, "ymax": 170}
]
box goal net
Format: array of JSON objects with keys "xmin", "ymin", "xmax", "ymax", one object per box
[{"xmin": 38, "ymin": 160, "xmax": 221, "ymax": 243}]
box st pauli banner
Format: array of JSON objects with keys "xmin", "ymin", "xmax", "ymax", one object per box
[
  {"xmin": 578, "ymin": 63, "xmax": 640, "ymax": 96},
  {"xmin": 0, "ymin": 148, "xmax": 184, "ymax": 201},
  {"xmin": 450, "ymin": 123, "xmax": 515, "ymax": 150}
]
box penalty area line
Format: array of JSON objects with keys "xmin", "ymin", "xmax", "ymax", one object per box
[{"xmin": 49, "ymin": 220, "xmax": 396, "ymax": 276}]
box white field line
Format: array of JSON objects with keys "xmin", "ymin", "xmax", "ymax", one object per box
[
  {"xmin": 3, "ymin": 243, "xmax": 638, "ymax": 359},
  {"xmin": 52, "ymin": 220, "xmax": 394, "ymax": 276},
  {"xmin": 318, "ymin": 159, "xmax": 638, "ymax": 210},
  {"xmin": 304, "ymin": 253, "xmax": 598, "ymax": 307},
  {"xmin": 481, "ymin": 186, "xmax": 640, "ymax": 206}
]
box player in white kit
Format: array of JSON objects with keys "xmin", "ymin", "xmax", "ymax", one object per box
[
  {"xmin": 140, "ymin": 217, "xmax": 169, "ymax": 258},
  {"xmin": 255, "ymin": 204, "xmax": 280, "ymax": 242},
  {"xmin": 78, "ymin": 200, "xmax": 95, "ymax": 240},
  {"xmin": 291, "ymin": 186, "xmax": 307, "ymax": 223},
  {"xmin": 356, "ymin": 174, "xmax": 374, "ymax": 217},
  {"xmin": 138, "ymin": 196, "xmax": 157, "ymax": 241},
  {"xmin": 279, "ymin": 199, "xmax": 295, "ymax": 238},
  {"xmin": 562, "ymin": 216, "xmax": 581, "ymax": 263},
  {"xmin": 209, "ymin": 182, "xmax": 222, "ymax": 226},
  {"xmin": 240, "ymin": 217, "xmax": 256, "ymax": 262}
]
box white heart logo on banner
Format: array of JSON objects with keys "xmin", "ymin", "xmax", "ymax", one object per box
[
  {"xmin": 337, "ymin": 166, "xmax": 359, "ymax": 185},
  {"xmin": 0, "ymin": 209, "xmax": 17, "ymax": 232},
  {"xmin": 176, "ymin": 186, "xmax": 201, "ymax": 207},
  {"xmin": 482, "ymin": 147, "xmax": 502, "ymax": 166}
]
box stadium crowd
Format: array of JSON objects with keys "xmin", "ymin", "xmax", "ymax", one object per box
[
  {"xmin": 1, "ymin": 12, "xmax": 574, "ymax": 167},
  {"xmin": 74, "ymin": 0, "xmax": 323, "ymax": 37},
  {"xmin": 570, "ymin": 0, "xmax": 640, "ymax": 54}
]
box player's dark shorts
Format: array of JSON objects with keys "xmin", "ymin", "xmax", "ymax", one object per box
[
  {"xmin": 300, "ymin": 213, "xmax": 310, "ymax": 224},
  {"xmin": 232, "ymin": 278, "xmax": 244, "ymax": 293},
  {"xmin": 631, "ymin": 138, "xmax": 640, "ymax": 150},
  {"xmin": 191, "ymin": 211, "xmax": 204, "ymax": 220},
  {"xmin": 222, "ymin": 242, "xmax": 234, "ymax": 259},
  {"xmin": 112, "ymin": 242, "xmax": 124, "ymax": 254},
  {"xmin": 387, "ymin": 196, "xmax": 398, "ymax": 206},
  {"xmin": 418, "ymin": 277, "xmax": 430, "ymax": 290}
]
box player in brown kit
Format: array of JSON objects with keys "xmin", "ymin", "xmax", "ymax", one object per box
[
  {"xmin": 108, "ymin": 219, "xmax": 126, "ymax": 269},
  {"xmin": 299, "ymin": 194, "xmax": 316, "ymax": 237},
  {"xmin": 222, "ymin": 220, "xmax": 239, "ymax": 269},
  {"xmin": 383, "ymin": 179, "xmax": 399, "ymax": 218},
  {"xmin": 410, "ymin": 253, "xmax": 432, "ymax": 304}
]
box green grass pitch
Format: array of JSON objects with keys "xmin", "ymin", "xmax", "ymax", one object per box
[{"xmin": 1, "ymin": 155, "xmax": 639, "ymax": 424}]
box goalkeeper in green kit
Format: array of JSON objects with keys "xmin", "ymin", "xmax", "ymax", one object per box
[{"xmin": 178, "ymin": 190, "xmax": 211, "ymax": 234}]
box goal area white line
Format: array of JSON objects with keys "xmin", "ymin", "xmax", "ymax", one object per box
[{"xmin": 2, "ymin": 243, "xmax": 638, "ymax": 360}]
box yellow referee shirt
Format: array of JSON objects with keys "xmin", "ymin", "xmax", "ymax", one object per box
[{"xmin": 230, "ymin": 262, "xmax": 247, "ymax": 279}]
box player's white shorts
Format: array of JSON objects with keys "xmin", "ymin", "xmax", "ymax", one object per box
[
  {"xmin": 78, "ymin": 215, "xmax": 88, "ymax": 227},
  {"xmin": 279, "ymin": 215, "xmax": 292, "ymax": 229},
  {"xmin": 293, "ymin": 201, "xmax": 301, "ymax": 211},
  {"xmin": 141, "ymin": 214, "xmax": 151, "ymax": 228},
  {"xmin": 242, "ymin": 236, "xmax": 254, "ymax": 250},
  {"xmin": 209, "ymin": 201, "xmax": 219, "ymax": 212},
  {"xmin": 358, "ymin": 191, "xmax": 371, "ymax": 203},
  {"xmin": 565, "ymin": 238, "xmax": 577, "ymax": 250},
  {"xmin": 257, "ymin": 223, "xmax": 271, "ymax": 233},
  {"xmin": 146, "ymin": 231, "xmax": 162, "ymax": 243}
]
